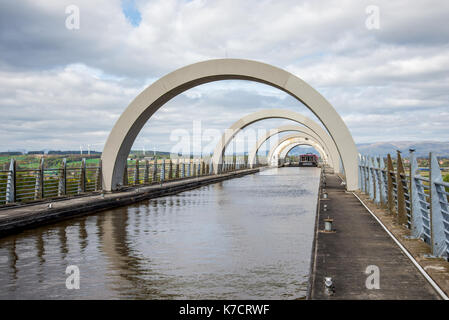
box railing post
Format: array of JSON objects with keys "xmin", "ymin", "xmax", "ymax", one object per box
[
  {"xmin": 144, "ymin": 160, "xmax": 149, "ymax": 184},
  {"xmin": 373, "ymin": 156, "xmax": 381, "ymax": 205},
  {"xmin": 360, "ymin": 155, "xmax": 364, "ymax": 192},
  {"xmin": 362, "ymin": 156, "xmax": 368, "ymax": 194},
  {"xmin": 133, "ymin": 159, "xmax": 140, "ymax": 185},
  {"xmin": 368, "ymin": 156, "xmax": 375, "ymax": 199},
  {"xmin": 96, "ymin": 159, "xmax": 102, "ymax": 191},
  {"xmin": 430, "ymin": 153, "xmax": 448, "ymax": 257},
  {"xmin": 387, "ymin": 154, "xmax": 395, "ymax": 215},
  {"xmin": 58, "ymin": 158, "xmax": 67, "ymax": 196},
  {"xmin": 160, "ymin": 159, "xmax": 165, "ymax": 182},
  {"xmin": 78, "ymin": 158, "xmax": 86, "ymax": 194},
  {"xmin": 5, "ymin": 158, "xmax": 16, "ymax": 204},
  {"xmin": 40, "ymin": 157, "xmax": 45, "ymax": 199},
  {"xmin": 168, "ymin": 160, "xmax": 173, "ymax": 180},
  {"xmin": 378, "ymin": 156, "xmax": 387, "ymax": 207},
  {"xmin": 359, "ymin": 155, "xmax": 364, "ymax": 192},
  {"xmin": 34, "ymin": 159, "xmax": 41, "ymax": 200},
  {"xmin": 396, "ymin": 151, "xmax": 407, "ymax": 225},
  {"xmin": 181, "ymin": 160, "xmax": 185, "ymax": 178},
  {"xmin": 152, "ymin": 159, "xmax": 157, "ymax": 183},
  {"xmin": 368, "ymin": 157, "xmax": 377, "ymax": 202},
  {"xmin": 365, "ymin": 156, "xmax": 370, "ymax": 194},
  {"xmin": 410, "ymin": 150, "xmax": 425, "ymax": 239},
  {"xmin": 187, "ymin": 161, "xmax": 191, "ymax": 177},
  {"xmin": 358, "ymin": 155, "xmax": 362, "ymax": 190}
]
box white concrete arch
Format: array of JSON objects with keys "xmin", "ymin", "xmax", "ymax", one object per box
[
  {"xmin": 278, "ymin": 140, "xmax": 327, "ymax": 163},
  {"xmin": 269, "ymin": 135, "xmax": 327, "ymax": 166},
  {"xmin": 267, "ymin": 133, "xmax": 324, "ymax": 159},
  {"xmin": 212, "ymin": 109, "xmax": 340, "ymax": 173},
  {"xmin": 279, "ymin": 140, "xmax": 325, "ymax": 160},
  {"xmin": 250, "ymin": 128, "xmax": 334, "ymax": 168},
  {"xmin": 277, "ymin": 142, "xmax": 326, "ymax": 167},
  {"xmin": 102, "ymin": 59, "xmax": 358, "ymax": 191},
  {"xmin": 247, "ymin": 124, "xmax": 340, "ymax": 170},
  {"xmin": 274, "ymin": 141, "xmax": 325, "ymax": 167}
]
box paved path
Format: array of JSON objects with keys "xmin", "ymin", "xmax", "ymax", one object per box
[{"xmin": 309, "ymin": 173, "xmax": 440, "ymax": 299}]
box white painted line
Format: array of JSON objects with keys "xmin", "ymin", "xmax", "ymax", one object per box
[{"xmin": 352, "ymin": 191, "xmax": 448, "ymax": 300}]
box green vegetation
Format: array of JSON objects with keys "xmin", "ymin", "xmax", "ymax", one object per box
[{"xmin": 0, "ymin": 155, "xmax": 101, "ymax": 170}]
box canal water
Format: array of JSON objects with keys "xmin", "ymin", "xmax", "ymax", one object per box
[{"xmin": 0, "ymin": 167, "xmax": 320, "ymax": 299}]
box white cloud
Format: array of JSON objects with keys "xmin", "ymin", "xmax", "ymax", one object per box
[{"xmin": 0, "ymin": 0, "xmax": 448, "ymax": 152}]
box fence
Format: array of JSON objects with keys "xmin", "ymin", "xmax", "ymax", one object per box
[
  {"xmin": 0, "ymin": 155, "xmax": 260, "ymax": 206},
  {"xmin": 359, "ymin": 151, "xmax": 449, "ymax": 259}
]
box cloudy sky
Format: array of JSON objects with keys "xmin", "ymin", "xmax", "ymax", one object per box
[{"xmin": 0, "ymin": 0, "xmax": 448, "ymax": 154}]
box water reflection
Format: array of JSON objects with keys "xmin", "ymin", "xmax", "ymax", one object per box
[{"xmin": 0, "ymin": 167, "xmax": 320, "ymax": 299}]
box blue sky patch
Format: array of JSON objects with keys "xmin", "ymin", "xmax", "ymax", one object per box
[{"xmin": 121, "ymin": 0, "xmax": 142, "ymax": 27}]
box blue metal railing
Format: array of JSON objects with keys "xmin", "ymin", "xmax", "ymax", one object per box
[{"xmin": 359, "ymin": 151, "xmax": 449, "ymax": 259}]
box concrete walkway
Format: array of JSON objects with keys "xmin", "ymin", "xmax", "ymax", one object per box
[{"xmin": 309, "ymin": 173, "xmax": 440, "ymax": 299}]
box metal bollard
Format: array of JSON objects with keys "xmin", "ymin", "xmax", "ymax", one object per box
[
  {"xmin": 324, "ymin": 217, "xmax": 333, "ymax": 232},
  {"xmin": 324, "ymin": 277, "xmax": 335, "ymax": 296}
]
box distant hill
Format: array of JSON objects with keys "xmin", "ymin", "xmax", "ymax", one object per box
[
  {"xmin": 356, "ymin": 141, "xmax": 449, "ymax": 157},
  {"xmin": 284, "ymin": 141, "xmax": 449, "ymax": 158}
]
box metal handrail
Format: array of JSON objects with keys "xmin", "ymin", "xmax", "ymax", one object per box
[{"xmin": 359, "ymin": 152, "xmax": 449, "ymax": 259}]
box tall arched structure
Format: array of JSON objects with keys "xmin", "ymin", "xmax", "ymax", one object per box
[
  {"xmin": 268, "ymin": 134, "xmax": 327, "ymax": 166},
  {"xmin": 276, "ymin": 142, "xmax": 326, "ymax": 167},
  {"xmin": 271, "ymin": 140, "xmax": 326, "ymax": 167},
  {"xmin": 278, "ymin": 140, "xmax": 325, "ymax": 160},
  {"xmin": 248, "ymin": 127, "xmax": 334, "ymax": 168},
  {"xmin": 277, "ymin": 139, "xmax": 327, "ymax": 163},
  {"xmin": 247, "ymin": 124, "xmax": 340, "ymax": 170},
  {"xmin": 212, "ymin": 109, "xmax": 341, "ymax": 173},
  {"xmin": 274, "ymin": 141, "xmax": 325, "ymax": 167},
  {"xmin": 102, "ymin": 59, "xmax": 358, "ymax": 191}
]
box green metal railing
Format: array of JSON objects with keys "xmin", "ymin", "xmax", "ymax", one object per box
[{"xmin": 0, "ymin": 155, "xmax": 263, "ymax": 206}]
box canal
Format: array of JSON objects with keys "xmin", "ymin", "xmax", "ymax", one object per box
[{"xmin": 0, "ymin": 167, "xmax": 321, "ymax": 299}]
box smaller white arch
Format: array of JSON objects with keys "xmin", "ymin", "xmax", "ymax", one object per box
[
  {"xmin": 268, "ymin": 134, "xmax": 328, "ymax": 161},
  {"xmin": 274, "ymin": 141, "xmax": 325, "ymax": 167},
  {"xmin": 272, "ymin": 140, "xmax": 326, "ymax": 167},
  {"xmin": 269, "ymin": 135, "xmax": 327, "ymax": 167},
  {"xmin": 276, "ymin": 136, "xmax": 329, "ymax": 165},
  {"xmin": 248, "ymin": 124, "xmax": 340, "ymax": 170},
  {"xmin": 212, "ymin": 109, "xmax": 340, "ymax": 173},
  {"xmin": 279, "ymin": 141, "xmax": 325, "ymax": 160}
]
